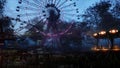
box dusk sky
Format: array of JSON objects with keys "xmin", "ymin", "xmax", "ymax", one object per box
[
  {"xmin": 4, "ymin": 0, "xmax": 101, "ymax": 19},
  {"xmin": 3, "ymin": 0, "xmax": 101, "ymax": 35}
]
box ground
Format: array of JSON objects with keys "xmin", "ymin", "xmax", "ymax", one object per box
[{"xmin": 1, "ymin": 51, "xmax": 120, "ymax": 68}]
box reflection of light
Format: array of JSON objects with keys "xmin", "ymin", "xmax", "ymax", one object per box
[
  {"xmin": 92, "ymin": 45, "xmax": 120, "ymax": 51},
  {"xmin": 93, "ymin": 33, "xmax": 98, "ymax": 37},
  {"xmin": 101, "ymin": 47, "xmax": 109, "ymax": 51},
  {"xmin": 112, "ymin": 49, "xmax": 120, "ymax": 51},
  {"xmin": 112, "ymin": 45, "xmax": 120, "ymax": 51},
  {"xmin": 99, "ymin": 31, "xmax": 106, "ymax": 35},
  {"xmin": 109, "ymin": 29, "xmax": 118, "ymax": 34},
  {"xmin": 91, "ymin": 46, "xmax": 100, "ymax": 51},
  {"xmin": 91, "ymin": 46, "xmax": 109, "ymax": 51}
]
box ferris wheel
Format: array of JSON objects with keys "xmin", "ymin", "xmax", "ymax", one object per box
[
  {"xmin": 12, "ymin": 0, "xmax": 80, "ymax": 52},
  {"xmin": 9, "ymin": 0, "xmax": 81, "ymax": 35},
  {"xmin": 16, "ymin": 0, "xmax": 80, "ymax": 21}
]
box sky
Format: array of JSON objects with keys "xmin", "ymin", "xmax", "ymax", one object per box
[
  {"xmin": 3, "ymin": 0, "xmax": 101, "ymax": 35},
  {"xmin": 4, "ymin": 0, "xmax": 101, "ymax": 19}
]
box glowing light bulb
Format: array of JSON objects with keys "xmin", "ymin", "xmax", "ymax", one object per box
[
  {"xmin": 99, "ymin": 31, "xmax": 106, "ymax": 35},
  {"xmin": 109, "ymin": 29, "xmax": 118, "ymax": 34},
  {"xmin": 93, "ymin": 33, "xmax": 98, "ymax": 37}
]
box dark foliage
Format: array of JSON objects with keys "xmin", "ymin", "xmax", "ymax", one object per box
[{"xmin": 83, "ymin": 0, "xmax": 120, "ymax": 31}]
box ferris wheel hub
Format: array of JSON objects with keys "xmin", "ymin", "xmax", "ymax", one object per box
[{"xmin": 44, "ymin": 4, "xmax": 61, "ymax": 22}]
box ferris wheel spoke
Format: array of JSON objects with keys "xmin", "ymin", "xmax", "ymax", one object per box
[
  {"xmin": 59, "ymin": 23, "xmax": 73, "ymax": 35},
  {"xmin": 48, "ymin": 0, "xmax": 50, "ymax": 3},
  {"xmin": 57, "ymin": 0, "xmax": 68, "ymax": 8},
  {"xmin": 22, "ymin": 0, "xmax": 44, "ymax": 8},
  {"xmin": 31, "ymin": 18, "xmax": 45, "ymax": 25},
  {"xmin": 19, "ymin": 6, "xmax": 40, "ymax": 11},
  {"xmin": 33, "ymin": 0, "xmax": 46, "ymax": 8},
  {"xmin": 45, "ymin": 0, "xmax": 48, "ymax": 4},
  {"xmin": 49, "ymin": 0, "xmax": 53, "ymax": 4},
  {"xmin": 53, "ymin": 0, "xmax": 57, "ymax": 5},
  {"xmin": 51, "ymin": 0, "xmax": 54, "ymax": 4},
  {"xmin": 59, "ymin": 2, "xmax": 75, "ymax": 9},
  {"xmin": 62, "ymin": 15, "xmax": 75, "ymax": 21},
  {"xmin": 61, "ymin": 8, "xmax": 77, "ymax": 12},
  {"xmin": 47, "ymin": 0, "xmax": 51, "ymax": 4},
  {"xmin": 38, "ymin": 0, "xmax": 46, "ymax": 6},
  {"xmin": 62, "ymin": 12, "xmax": 78, "ymax": 16},
  {"xmin": 33, "ymin": 15, "xmax": 46, "ymax": 22},
  {"xmin": 17, "ymin": 20, "xmax": 27, "ymax": 24},
  {"xmin": 25, "ymin": 23, "xmax": 35, "ymax": 29},
  {"xmin": 55, "ymin": 0, "xmax": 62, "ymax": 6},
  {"xmin": 14, "ymin": 31, "xmax": 22, "ymax": 36},
  {"xmin": 12, "ymin": 21, "xmax": 18, "ymax": 28},
  {"xmin": 19, "ymin": 12, "xmax": 41, "ymax": 17},
  {"xmin": 32, "ymin": 0, "xmax": 40, "ymax": 5},
  {"xmin": 26, "ymin": 18, "xmax": 45, "ymax": 28},
  {"xmin": 15, "ymin": 27, "xmax": 25, "ymax": 32},
  {"xmin": 26, "ymin": 24, "xmax": 46, "ymax": 36}
]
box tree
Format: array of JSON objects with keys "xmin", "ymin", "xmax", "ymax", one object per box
[
  {"xmin": 111, "ymin": 0, "xmax": 120, "ymax": 30},
  {"xmin": 82, "ymin": 0, "xmax": 120, "ymax": 49},
  {"xmin": 0, "ymin": 0, "xmax": 6, "ymax": 18},
  {"xmin": 0, "ymin": 0, "xmax": 13, "ymax": 32},
  {"xmin": 82, "ymin": 4, "xmax": 101, "ymax": 31},
  {"xmin": 112, "ymin": 0, "xmax": 120, "ymax": 18},
  {"xmin": 83, "ymin": 0, "xmax": 120, "ymax": 31},
  {"xmin": 0, "ymin": 0, "xmax": 15, "ymax": 48}
]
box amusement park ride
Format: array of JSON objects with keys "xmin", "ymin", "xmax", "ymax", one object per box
[
  {"xmin": 0, "ymin": 0, "xmax": 80, "ymax": 52},
  {"xmin": 92, "ymin": 29, "xmax": 120, "ymax": 51},
  {"xmin": 0, "ymin": 1, "xmax": 81, "ymax": 64}
]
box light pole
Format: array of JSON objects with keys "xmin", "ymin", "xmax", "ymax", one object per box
[
  {"xmin": 109, "ymin": 29, "xmax": 119, "ymax": 49},
  {"xmin": 98, "ymin": 31, "xmax": 107, "ymax": 48},
  {"xmin": 93, "ymin": 33, "xmax": 99, "ymax": 48}
]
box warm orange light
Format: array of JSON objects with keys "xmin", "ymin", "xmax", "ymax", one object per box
[
  {"xmin": 101, "ymin": 47, "xmax": 109, "ymax": 51},
  {"xmin": 93, "ymin": 33, "xmax": 98, "ymax": 37},
  {"xmin": 99, "ymin": 31, "xmax": 106, "ymax": 35},
  {"xmin": 109, "ymin": 29, "xmax": 118, "ymax": 34},
  {"xmin": 91, "ymin": 46, "xmax": 110, "ymax": 51},
  {"xmin": 92, "ymin": 45, "xmax": 120, "ymax": 51},
  {"xmin": 112, "ymin": 49, "xmax": 120, "ymax": 51},
  {"xmin": 91, "ymin": 46, "xmax": 100, "ymax": 51},
  {"xmin": 112, "ymin": 45, "xmax": 120, "ymax": 51}
]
